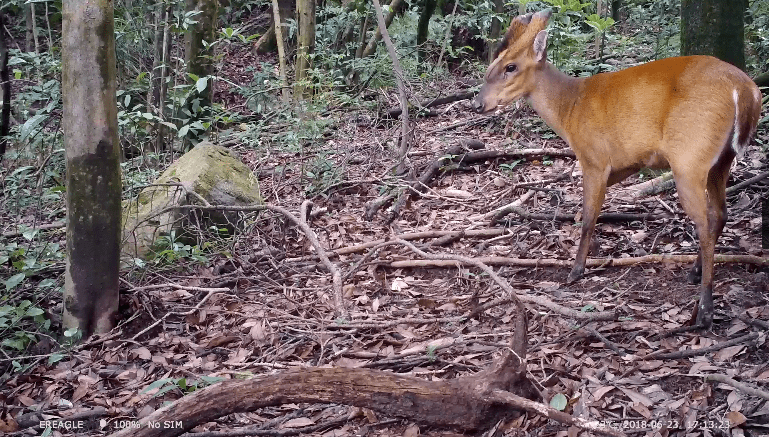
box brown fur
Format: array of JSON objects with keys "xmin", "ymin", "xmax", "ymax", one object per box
[{"xmin": 474, "ymin": 10, "xmax": 763, "ymax": 327}]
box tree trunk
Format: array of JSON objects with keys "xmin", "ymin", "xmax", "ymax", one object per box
[
  {"xmin": 611, "ymin": 0, "xmax": 621, "ymax": 21},
  {"xmin": 24, "ymin": 3, "xmax": 33, "ymax": 52},
  {"xmin": 681, "ymin": 0, "xmax": 746, "ymax": 70},
  {"xmin": 360, "ymin": 0, "xmax": 402, "ymax": 58},
  {"xmin": 147, "ymin": 1, "xmax": 166, "ymax": 155},
  {"xmin": 485, "ymin": 0, "xmax": 503, "ymax": 62},
  {"xmin": 30, "ymin": 2, "xmax": 40, "ymax": 54},
  {"xmin": 294, "ymin": 0, "xmax": 315, "ymax": 98},
  {"xmin": 61, "ymin": 0, "xmax": 121, "ymax": 339},
  {"xmin": 184, "ymin": 0, "xmax": 218, "ymax": 106},
  {"xmin": 155, "ymin": 4, "xmax": 173, "ymax": 154},
  {"xmin": 272, "ymin": 0, "xmax": 291, "ymax": 101},
  {"xmin": 417, "ymin": 0, "xmax": 437, "ymax": 61}
]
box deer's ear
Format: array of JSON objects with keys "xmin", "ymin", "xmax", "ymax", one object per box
[{"xmin": 533, "ymin": 30, "xmax": 548, "ymax": 62}]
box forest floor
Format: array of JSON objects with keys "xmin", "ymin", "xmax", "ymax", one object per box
[{"xmin": 4, "ymin": 38, "xmax": 769, "ymax": 437}]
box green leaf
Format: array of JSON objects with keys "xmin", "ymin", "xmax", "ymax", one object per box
[
  {"xmin": 26, "ymin": 307, "xmax": 44, "ymax": 317},
  {"xmin": 20, "ymin": 114, "xmax": 46, "ymax": 142},
  {"xmin": 196, "ymin": 77, "xmax": 208, "ymax": 93},
  {"xmin": 4, "ymin": 273, "xmax": 26, "ymax": 291},
  {"xmin": 22, "ymin": 228, "xmax": 38, "ymax": 241},
  {"xmin": 48, "ymin": 353, "xmax": 65, "ymax": 365},
  {"xmin": 550, "ymin": 393, "xmax": 568, "ymax": 411}
]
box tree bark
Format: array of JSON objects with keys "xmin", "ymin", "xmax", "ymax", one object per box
[
  {"xmin": 294, "ymin": 0, "xmax": 315, "ymax": 98},
  {"xmin": 184, "ymin": 0, "xmax": 219, "ymax": 105},
  {"xmin": 681, "ymin": 0, "xmax": 746, "ymax": 70},
  {"xmin": 61, "ymin": 0, "xmax": 122, "ymax": 339}
]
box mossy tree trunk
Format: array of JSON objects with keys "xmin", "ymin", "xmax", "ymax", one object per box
[
  {"xmin": 184, "ymin": 0, "xmax": 219, "ymax": 109},
  {"xmin": 295, "ymin": 0, "xmax": 315, "ymax": 99},
  {"xmin": 61, "ymin": 0, "xmax": 122, "ymax": 339},
  {"xmin": 681, "ymin": 0, "xmax": 746, "ymax": 70}
]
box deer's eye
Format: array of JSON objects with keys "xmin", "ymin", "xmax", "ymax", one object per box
[{"xmin": 505, "ymin": 64, "xmax": 518, "ymax": 73}]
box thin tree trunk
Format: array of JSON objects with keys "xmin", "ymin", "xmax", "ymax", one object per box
[
  {"xmin": 360, "ymin": 0, "xmax": 402, "ymax": 58},
  {"xmin": 486, "ymin": 0, "xmax": 503, "ymax": 62},
  {"xmin": 62, "ymin": 0, "xmax": 121, "ymax": 339},
  {"xmin": 30, "ymin": 2, "xmax": 39, "ymax": 54},
  {"xmin": 184, "ymin": 0, "xmax": 218, "ymax": 105},
  {"xmin": 272, "ymin": 0, "xmax": 290, "ymax": 101},
  {"xmin": 155, "ymin": 4, "xmax": 172, "ymax": 154},
  {"xmin": 0, "ymin": 12, "xmax": 9, "ymax": 161},
  {"xmin": 355, "ymin": 12, "xmax": 370, "ymax": 58},
  {"xmin": 44, "ymin": 2, "xmax": 53, "ymax": 49},
  {"xmin": 295, "ymin": 0, "xmax": 315, "ymax": 98},
  {"xmin": 435, "ymin": 0, "xmax": 458, "ymax": 70},
  {"xmin": 24, "ymin": 3, "xmax": 33, "ymax": 52},
  {"xmin": 595, "ymin": 0, "xmax": 604, "ymax": 59},
  {"xmin": 370, "ymin": 0, "xmax": 410, "ymax": 160}
]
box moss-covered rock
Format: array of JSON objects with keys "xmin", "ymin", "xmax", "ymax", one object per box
[{"xmin": 122, "ymin": 142, "xmax": 262, "ymax": 259}]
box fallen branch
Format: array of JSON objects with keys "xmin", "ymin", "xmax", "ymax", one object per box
[
  {"xmin": 625, "ymin": 172, "xmax": 674, "ymax": 199},
  {"xmin": 704, "ymin": 374, "xmax": 769, "ymax": 401},
  {"xmin": 493, "ymin": 204, "xmax": 659, "ymax": 225},
  {"xmin": 385, "ymin": 253, "xmax": 769, "ymax": 269}
]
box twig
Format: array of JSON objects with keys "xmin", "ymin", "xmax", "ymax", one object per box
[
  {"xmin": 583, "ymin": 326, "xmax": 626, "ymax": 355},
  {"xmin": 639, "ymin": 332, "xmax": 758, "ymax": 361},
  {"xmin": 487, "ymin": 389, "xmax": 626, "ymax": 437},
  {"xmin": 704, "ymin": 374, "xmax": 769, "ymax": 401},
  {"xmin": 726, "ymin": 170, "xmax": 769, "ymax": 193}
]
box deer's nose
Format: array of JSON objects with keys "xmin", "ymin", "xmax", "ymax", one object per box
[{"xmin": 472, "ymin": 95, "xmax": 484, "ymax": 113}]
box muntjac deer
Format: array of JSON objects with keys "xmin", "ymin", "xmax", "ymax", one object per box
[{"xmin": 474, "ymin": 9, "xmax": 762, "ymax": 327}]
